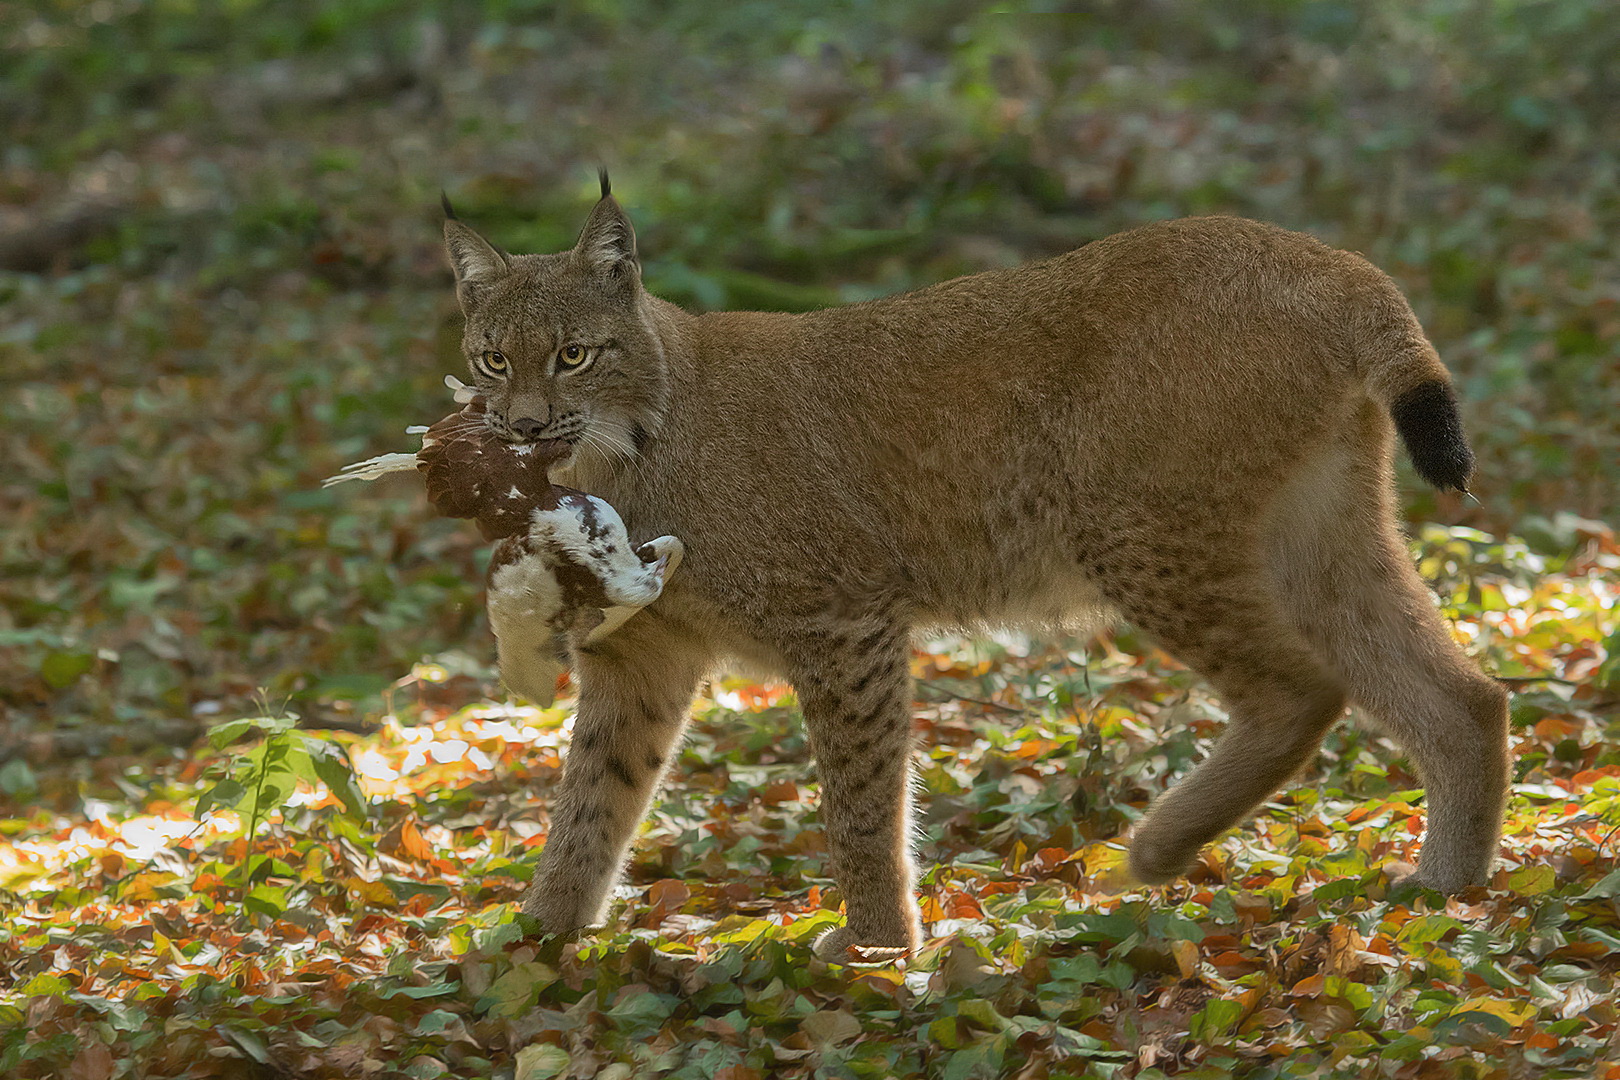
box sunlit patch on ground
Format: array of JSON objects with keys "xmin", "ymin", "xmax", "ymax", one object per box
[{"xmin": 0, "ymin": 528, "xmax": 1615, "ymax": 1077}]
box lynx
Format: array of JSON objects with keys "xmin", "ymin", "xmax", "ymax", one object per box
[{"xmin": 440, "ymin": 175, "xmax": 1509, "ymax": 961}]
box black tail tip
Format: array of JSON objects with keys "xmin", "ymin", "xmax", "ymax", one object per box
[
  {"xmin": 440, "ymin": 191, "xmax": 457, "ymax": 220},
  {"xmin": 597, "ymin": 168, "xmax": 611, "ymax": 200},
  {"xmin": 1392, "ymin": 380, "xmax": 1475, "ymax": 492}
]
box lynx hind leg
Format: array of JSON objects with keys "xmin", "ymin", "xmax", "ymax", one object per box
[
  {"xmin": 520, "ymin": 618, "xmax": 708, "ymax": 935},
  {"xmin": 789, "ymin": 623, "xmax": 923, "ymax": 962},
  {"xmin": 1270, "ymin": 441, "xmax": 1509, "ymax": 892},
  {"xmin": 1120, "ymin": 572, "xmax": 1349, "ymax": 885}
]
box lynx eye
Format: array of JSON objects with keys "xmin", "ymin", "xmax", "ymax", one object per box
[
  {"xmin": 556, "ymin": 343, "xmax": 591, "ymax": 371},
  {"xmin": 476, "ymin": 350, "xmax": 508, "ymax": 377}
]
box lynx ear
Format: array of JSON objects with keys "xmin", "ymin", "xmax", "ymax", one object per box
[
  {"xmin": 573, "ymin": 179, "xmax": 638, "ymax": 285},
  {"xmin": 443, "ymin": 213, "xmax": 510, "ymax": 312}
]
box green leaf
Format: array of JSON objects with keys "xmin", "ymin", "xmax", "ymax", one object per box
[
  {"xmin": 0, "ymin": 759, "xmax": 38, "ymax": 797},
  {"xmin": 1398, "ymin": 915, "xmax": 1463, "ymax": 945},
  {"xmin": 942, "ymin": 1039, "xmax": 1004, "ymax": 1080},
  {"xmin": 1508, "ymin": 865, "xmax": 1556, "ymax": 895},
  {"xmin": 21, "ymin": 973, "xmax": 72, "ymax": 997},
  {"xmin": 957, "ymin": 999, "xmax": 1009, "ymax": 1031},
  {"xmin": 1054, "ymin": 910, "xmax": 1139, "ymax": 945},
  {"xmin": 413, "ymin": 1009, "xmax": 462, "ymax": 1036},
  {"xmin": 513, "ymin": 1044, "xmax": 571, "ymax": 1080},
  {"xmin": 196, "ymin": 778, "xmax": 246, "ymax": 818},
  {"xmin": 207, "ymin": 718, "xmax": 258, "ymax": 750},
  {"xmin": 1188, "ymin": 998, "xmax": 1244, "ymax": 1041},
  {"xmin": 235, "ymin": 741, "xmax": 302, "ymax": 822},
  {"xmin": 253, "ymin": 713, "xmax": 300, "ymax": 736},
  {"xmin": 39, "ymin": 650, "xmax": 93, "ymax": 689},
  {"xmin": 245, "ymin": 884, "xmax": 287, "ymax": 919},
  {"xmin": 304, "ymin": 737, "xmax": 369, "ymax": 819},
  {"xmin": 1150, "ymin": 911, "xmax": 1205, "ymax": 942},
  {"xmin": 478, "ymin": 962, "xmax": 558, "ymax": 1018},
  {"xmin": 384, "ymin": 876, "xmax": 451, "ymax": 903},
  {"xmin": 378, "ymin": 981, "xmax": 459, "ymax": 1000},
  {"xmin": 1577, "ymin": 870, "xmax": 1620, "ymax": 900},
  {"xmin": 1042, "ymin": 955, "xmax": 1103, "ymax": 987},
  {"xmin": 927, "ymin": 1016, "xmax": 965, "ymax": 1050},
  {"xmin": 607, "ymin": 990, "xmax": 678, "ymax": 1031},
  {"xmin": 215, "ymin": 1026, "xmax": 271, "ymax": 1064}
]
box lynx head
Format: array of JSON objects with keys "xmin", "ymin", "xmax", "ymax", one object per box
[{"xmin": 441, "ymin": 172, "xmax": 666, "ymax": 475}]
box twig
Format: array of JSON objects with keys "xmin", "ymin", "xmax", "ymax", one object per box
[
  {"xmin": 917, "ymin": 680, "xmax": 1026, "ymax": 715},
  {"xmin": 1496, "ymin": 676, "xmax": 1582, "ymax": 687},
  {"xmin": 296, "ymin": 714, "xmax": 380, "ymax": 735}
]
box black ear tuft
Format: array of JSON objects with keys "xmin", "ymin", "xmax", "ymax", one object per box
[
  {"xmin": 574, "ymin": 188, "xmax": 637, "ymax": 281},
  {"xmin": 597, "ymin": 168, "xmax": 611, "ymax": 200},
  {"xmin": 440, "ymin": 191, "xmax": 457, "ymax": 220}
]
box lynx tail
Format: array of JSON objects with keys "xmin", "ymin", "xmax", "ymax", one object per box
[
  {"xmin": 1390, "ymin": 380, "xmax": 1474, "ymax": 493},
  {"xmin": 1350, "ymin": 271, "xmax": 1476, "ymax": 495}
]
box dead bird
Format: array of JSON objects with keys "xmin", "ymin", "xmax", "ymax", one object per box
[{"xmin": 325, "ymin": 376, "xmax": 682, "ymax": 704}]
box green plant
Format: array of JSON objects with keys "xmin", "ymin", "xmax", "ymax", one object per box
[{"xmin": 195, "ymin": 709, "xmax": 369, "ymax": 916}]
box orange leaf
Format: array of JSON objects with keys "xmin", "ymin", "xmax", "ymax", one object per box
[
  {"xmin": 1290, "ymin": 973, "xmax": 1326, "ymax": 998},
  {"xmin": 645, "ymin": 879, "xmax": 691, "ymax": 924},
  {"xmin": 733, "ymin": 683, "xmax": 791, "ymax": 711},
  {"xmin": 1031, "ymin": 847, "xmax": 1070, "ymax": 873},
  {"xmin": 1327, "ymin": 924, "xmax": 1363, "ymax": 978},
  {"xmin": 380, "ymin": 817, "xmax": 433, "ymax": 862},
  {"xmin": 1533, "ymin": 715, "xmax": 1583, "ymax": 742},
  {"xmin": 343, "ymin": 876, "xmax": 397, "ymax": 907},
  {"xmin": 1573, "ymin": 768, "xmax": 1618, "ymax": 785},
  {"xmin": 1171, "ymin": 939, "xmax": 1200, "ymax": 979},
  {"xmin": 760, "ymin": 779, "xmax": 800, "ymax": 805}
]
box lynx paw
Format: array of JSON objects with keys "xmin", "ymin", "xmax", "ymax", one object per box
[
  {"xmin": 519, "ymin": 883, "xmax": 601, "ymax": 939},
  {"xmin": 812, "ymin": 926, "xmax": 913, "ymax": 965},
  {"xmin": 1127, "ymin": 833, "xmax": 1200, "ymax": 885},
  {"xmin": 1388, "ymin": 864, "xmax": 1477, "ymax": 896}
]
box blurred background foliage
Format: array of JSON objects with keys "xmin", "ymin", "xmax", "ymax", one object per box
[{"xmin": 2, "ymin": 0, "xmax": 1617, "ymax": 745}]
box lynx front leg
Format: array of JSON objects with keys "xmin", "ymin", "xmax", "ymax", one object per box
[
  {"xmin": 521, "ymin": 618, "xmax": 707, "ymax": 934},
  {"xmin": 791, "ymin": 626, "xmax": 923, "ymax": 962}
]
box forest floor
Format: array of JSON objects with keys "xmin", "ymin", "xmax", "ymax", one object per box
[{"xmin": 5, "ymin": 524, "xmax": 1619, "ymax": 1077}]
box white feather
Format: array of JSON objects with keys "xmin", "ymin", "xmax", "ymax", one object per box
[
  {"xmin": 444, "ymin": 374, "xmax": 479, "ymax": 404},
  {"xmin": 322, "ymin": 452, "xmax": 421, "ymax": 487},
  {"xmin": 487, "ymin": 557, "xmax": 569, "ymax": 707}
]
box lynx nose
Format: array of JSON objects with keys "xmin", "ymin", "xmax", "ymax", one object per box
[{"xmin": 509, "ymin": 416, "xmax": 548, "ymax": 441}]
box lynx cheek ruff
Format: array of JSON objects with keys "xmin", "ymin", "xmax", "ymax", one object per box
[{"xmin": 325, "ymin": 375, "xmax": 683, "ymax": 704}]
